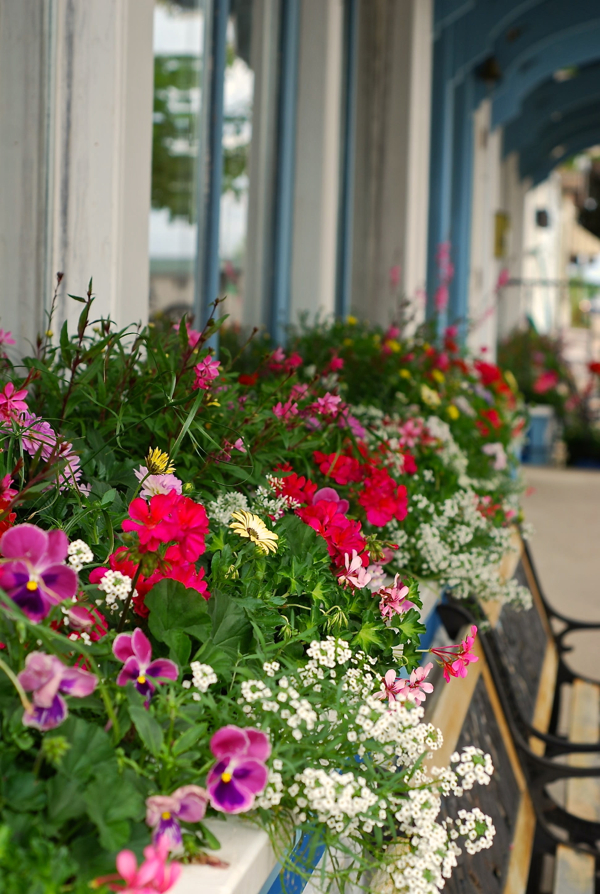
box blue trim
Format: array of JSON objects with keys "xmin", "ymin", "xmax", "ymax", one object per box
[
  {"xmin": 335, "ymin": 0, "xmax": 359, "ymax": 320},
  {"xmin": 449, "ymin": 74, "xmax": 474, "ymax": 341},
  {"xmin": 269, "ymin": 0, "xmax": 300, "ymax": 344},
  {"xmin": 492, "ymin": 20, "xmax": 600, "ymax": 127},
  {"xmin": 529, "ymin": 124, "xmax": 600, "ymax": 185},
  {"xmin": 503, "ymin": 62, "xmax": 600, "ymax": 158},
  {"xmin": 263, "ymin": 830, "xmax": 325, "ymax": 894},
  {"xmin": 195, "ymin": 0, "xmax": 229, "ymax": 338},
  {"xmin": 520, "ymin": 104, "xmax": 600, "ymax": 178},
  {"xmin": 426, "ymin": 25, "xmax": 455, "ymax": 329}
]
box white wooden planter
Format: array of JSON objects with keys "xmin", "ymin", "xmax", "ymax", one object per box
[{"xmin": 171, "ymin": 818, "xmax": 278, "ymax": 894}]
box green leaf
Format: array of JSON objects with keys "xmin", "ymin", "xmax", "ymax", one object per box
[
  {"xmin": 58, "ymin": 718, "xmax": 113, "ymax": 782},
  {"xmin": 397, "ymin": 608, "xmax": 427, "ymax": 644},
  {"xmin": 83, "ymin": 769, "xmax": 144, "ymax": 851},
  {"xmin": 206, "ymin": 587, "xmax": 251, "ymax": 657},
  {"xmin": 46, "ymin": 776, "xmax": 87, "ymax": 825},
  {"xmin": 164, "ymin": 629, "xmax": 191, "ymax": 666},
  {"xmin": 128, "ymin": 705, "xmax": 164, "ymax": 757},
  {"xmin": 172, "ymin": 724, "xmax": 206, "ymax": 756},
  {"xmin": 353, "ymin": 622, "xmax": 385, "ymax": 651},
  {"xmin": 145, "ymin": 579, "xmax": 211, "ymax": 643},
  {"xmin": 3, "ymin": 773, "xmax": 46, "ymax": 812},
  {"xmin": 100, "ymin": 487, "xmax": 117, "ymax": 506}
]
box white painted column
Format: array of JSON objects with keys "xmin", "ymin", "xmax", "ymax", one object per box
[
  {"xmin": 243, "ymin": 0, "xmax": 280, "ymax": 331},
  {"xmin": 351, "ymin": 0, "xmax": 432, "ymax": 328},
  {"xmin": 47, "ymin": 0, "xmax": 154, "ymax": 332},
  {"xmin": 0, "ymin": 0, "xmax": 52, "ymax": 356},
  {"xmin": 521, "ymin": 172, "xmax": 563, "ymax": 335},
  {"xmin": 289, "ymin": 0, "xmax": 344, "ymax": 325},
  {"xmin": 467, "ymin": 100, "xmax": 503, "ymax": 358},
  {"xmin": 497, "ymin": 151, "xmax": 530, "ymax": 340}
]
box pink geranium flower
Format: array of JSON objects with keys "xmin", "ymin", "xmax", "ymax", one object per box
[
  {"xmin": 0, "ymin": 382, "xmax": 28, "ymax": 422},
  {"xmin": 0, "ymin": 475, "xmax": 17, "ymax": 502},
  {"xmin": 431, "ymin": 625, "xmax": 478, "ymax": 682},
  {"xmin": 311, "ymin": 393, "xmax": 342, "ymax": 417},
  {"xmin": 192, "ymin": 356, "xmax": 220, "ymax": 391},
  {"xmin": 374, "ymin": 670, "xmax": 406, "ymax": 706},
  {"xmin": 96, "ymin": 835, "xmax": 182, "ymax": 893},
  {"xmin": 377, "ymin": 575, "xmax": 415, "ymax": 621},
  {"xmin": 272, "ymin": 399, "xmax": 298, "ymax": 420},
  {"xmin": 533, "ymin": 370, "xmax": 559, "ymax": 394},
  {"xmin": 0, "ymin": 329, "xmax": 16, "ymax": 349},
  {"xmin": 337, "ymin": 550, "xmax": 372, "ymax": 589},
  {"xmin": 401, "ymin": 663, "xmax": 434, "ymax": 706},
  {"xmin": 0, "ymin": 524, "xmax": 78, "ymax": 621}
]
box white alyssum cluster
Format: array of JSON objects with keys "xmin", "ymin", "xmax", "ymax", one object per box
[
  {"xmin": 96, "ymin": 570, "xmax": 136, "ymax": 612},
  {"xmin": 67, "ymin": 539, "xmax": 94, "ymax": 572},
  {"xmin": 191, "ymin": 662, "xmax": 217, "ymax": 692},
  {"xmin": 235, "ymin": 639, "xmax": 496, "ymax": 892},
  {"xmin": 256, "ymin": 474, "xmax": 303, "ymax": 519},
  {"xmin": 294, "ymin": 767, "xmax": 379, "ymax": 832},
  {"xmin": 206, "ymin": 491, "xmax": 249, "ymax": 524}
]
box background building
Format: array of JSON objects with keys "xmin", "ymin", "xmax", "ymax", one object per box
[{"xmin": 2, "ymin": 0, "xmax": 600, "ymax": 361}]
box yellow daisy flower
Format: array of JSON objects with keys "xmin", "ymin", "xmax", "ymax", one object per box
[
  {"xmin": 346, "ymin": 315, "xmax": 357, "ymax": 325},
  {"xmin": 399, "ymin": 369, "xmax": 411, "ymax": 379},
  {"xmin": 420, "ymin": 384, "xmax": 441, "ymax": 408},
  {"xmin": 431, "ymin": 369, "xmax": 445, "ymax": 384},
  {"xmin": 447, "ymin": 404, "xmax": 460, "ymax": 420},
  {"xmin": 229, "ymin": 510, "xmax": 279, "ymax": 555},
  {"xmin": 145, "ymin": 447, "xmax": 176, "ymax": 475}
]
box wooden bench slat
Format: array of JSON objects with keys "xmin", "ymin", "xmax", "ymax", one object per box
[
  {"xmin": 567, "ymin": 681, "xmax": 600, "ymax": 822},
  {"xmin": 554, "ymin": 845, "xmax": 595, "ymax": 894}
]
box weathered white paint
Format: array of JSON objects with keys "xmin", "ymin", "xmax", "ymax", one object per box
[
  {"xmin": 497, "ymin": 151, "xmax": 530, "ymax": 340},
  {"xmin": 467, "ymin": 100, "xmax": 503, "ymax": 359},
  {"xmin": 521, "ymin": 172, "xmax": 563, "ymax": 335},
  {"xmin": 47, "ymin": 0, "xmax": 154, "ymax": 332},
  {"xmin": 351, "ymin": 0, "xmax": 432, "ymax": 328},
  {"xmin": 289, "ymin": 0, "xmax": 343, "ymax": 325},
  {"xmin": 171, "ymin": 817, "xmax": 277, "ymax": 894},
  {"xmin": 0, "ymin": 0, "xmax": 53, "ymax": 356},
  {"xmin": 243, "ymin": 0, "xmax": 280, "ymax": 331}
]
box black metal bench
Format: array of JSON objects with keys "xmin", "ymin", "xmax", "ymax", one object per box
[{"xmin": 435, "ymin": 534, "xmax": 600, "ymax": 894}]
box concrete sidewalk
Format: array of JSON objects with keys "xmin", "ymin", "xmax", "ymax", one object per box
[{"xmin": 522, "ymin": 466, "xmax": 600, "ymax": 679}]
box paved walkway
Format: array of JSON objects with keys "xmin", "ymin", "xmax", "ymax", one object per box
[{"xmin": 523, "ymin": 466, "xmax": 600, "ymax": 679}]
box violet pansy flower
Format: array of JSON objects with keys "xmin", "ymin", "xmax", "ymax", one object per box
[
  {"xmin": 18, "ymin": 651, "xmax": 97, "ymax": 731},
  {"xmin": 0, "ymin": 524, "xmax": 78, "ymax": 621},
  {"xmin": 206, "ymin": 725, "xmax": 270, "ymax": 814},
  {"xmin": 113, "ymin": 628, "xmax": 178, "ymax": 703},
  {"xmin": 146, "ymin": 785, "xmax": 208, "ymax": 852}
]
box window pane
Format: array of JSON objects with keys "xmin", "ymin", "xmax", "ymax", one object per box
[
  {"xmin": 149, "ymin": 0, "xmax": 208, "ymax": 320},
  {"xmin": 219, "ymin": 1, "xmax": 256, "ymax": 326}
]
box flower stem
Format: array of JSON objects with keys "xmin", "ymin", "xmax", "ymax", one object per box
[
  {"xmin": 0, "ymin": 657, "xmax": 33, "ymax": 712},
  {"xmin": 116, "ymin": 563, "xmax": 143, "ymax": 634}
]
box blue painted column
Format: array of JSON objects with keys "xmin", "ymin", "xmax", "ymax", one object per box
[
  {"xmin": 196, "ymin": 0, "xmax": 230, "ymax": 332},
  {"xmin": 335, "ymin": 0, "xmax": 359, "ymax": 320},
  {"xmin": 426, "ymin": 25, "xmax": 456, "ymax": 333},
  {"xmin": 269, "ymin": 0, "xmax": 301, "ymax": 345},
  {"xmin": 448, "ymin": 73, "xmax": 474, "ymax": 340}
]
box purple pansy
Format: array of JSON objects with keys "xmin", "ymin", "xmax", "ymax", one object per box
[
  {"xmin": 18, "ymin": 651, "xmax": 97, "ymax": 731},
  {"xmin": 113, "ymin": 628, "xmax": 178, "ymax": 703},
  {"xmin": 206, "ymin": 725, "xmax": 270, "ymax": 814},
  {"xmin": 145, "ymin": 785, "xmax": 208, "ymax": 852},
  {"xmin": 0, "ymin": 524, "xmax": 78, "ymax": 621}
]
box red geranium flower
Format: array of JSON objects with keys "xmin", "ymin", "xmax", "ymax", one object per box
[
  {"xmin": 313, "ymin": 451, "xmax": 364, "ymax": 486},
  {"xmin": 358, "ymin": 468, "xmax": 408, "ymax": 526},
  {"xmin": 122, "ymin": 492, "xmax": 180, "ymax": 551}
]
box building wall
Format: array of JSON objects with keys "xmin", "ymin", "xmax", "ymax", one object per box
[{"xmin": 351, "ymin": 0, "xmax": 432, "ymax": 328}]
